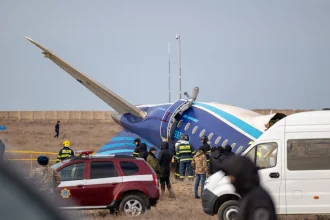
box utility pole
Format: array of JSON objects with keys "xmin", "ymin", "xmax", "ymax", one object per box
[
  {"xmin": 176, "ymin": 34, "xmax": 182, "ymax": 99},
  {"xmin": 168, "ymin": 42, "xmax": 171, "ymax": 103}
]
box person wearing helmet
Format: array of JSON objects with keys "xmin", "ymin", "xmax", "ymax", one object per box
[
  {"xmin": 56, "ymin": 140, "xmax": 74, "ymax": 163},
  {"xmin": 132, "ymin": 138, "xmax": 141, "ymax": 157},
  {"xmin": 175, "ymin": 134, "xmax": 195, "ymax": 181}
]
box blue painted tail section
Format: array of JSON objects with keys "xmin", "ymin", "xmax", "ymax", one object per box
[{"xmin": 96, "ymin": 129, "xmax": 155, "ymax": 155}]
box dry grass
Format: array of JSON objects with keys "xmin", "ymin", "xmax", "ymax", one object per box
[
  {"xmin": 1, "ymin": 120, "xmax": 330, "ymax": 220},
  {"xmin": 75, "ymin": 176, "xmax": 217, "ymax": 220}
]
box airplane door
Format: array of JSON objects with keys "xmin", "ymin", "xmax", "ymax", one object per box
[
  {"xmin": 245, "ymin": 140, "xmax": 285, "ymax": 214},
  {"xmin": 160, "ymin": 100, "xmax": 187, "ymax": 140}
]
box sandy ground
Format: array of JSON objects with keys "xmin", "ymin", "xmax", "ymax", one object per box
[
  {"xmin": 0, "ymin": 120, "xmax": 121, "ymax": 171},
  {"xmin": 1, "ymin": 120, "xmax": 330, "ymax": 220}
]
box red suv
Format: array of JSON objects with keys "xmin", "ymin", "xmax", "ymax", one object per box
[{"xmin": 51, "ymin": 151, "xmax": 160, "ymax": 216}]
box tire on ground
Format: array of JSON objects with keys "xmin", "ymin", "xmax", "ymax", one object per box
[
  {"xmin": 218, "ymin": 200, "xmax": 239, "ymax": 220},
  {"xmin": 118, "ymin": 195, "xmax": 147, "ymax": 217}
]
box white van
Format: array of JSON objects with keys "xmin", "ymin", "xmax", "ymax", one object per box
[{"xmin": 202, "ymin": 110, "xmax": 330, "ymax": 220}]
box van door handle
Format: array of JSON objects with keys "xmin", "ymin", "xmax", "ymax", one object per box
[
  {"xmin": 269, "ymin": 172, "xmax": 280, "ymax": 178},
  {"xmin": 76, "ymin": 184, "xmax": 84, "ymax": 188}
]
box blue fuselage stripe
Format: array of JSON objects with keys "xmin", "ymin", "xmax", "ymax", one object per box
[
  {"xmin": 97, "ymin": 149, "xmax": 134, "ymax": 155},
  {"xmin": 193, "ymin": 102, "xmax": 263, "ymax": 139},
  {"xmin": 111, "ymin": 137, "xmax": 152, "ymax": 146}
]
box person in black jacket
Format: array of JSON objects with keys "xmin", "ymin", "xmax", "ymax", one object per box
[
  {"xmin": 158, "ymin": 141, "xmax": 175, "ymax": 198},
  {"xmin": 224, "ymin": 145, "xmax": 235, "ymax": 157},
  {"xmin": 0, "ymin": 139, "xmax": 5, "ymax": 161},
  {"xmin": 54, "ymin": 121, "xmax": 60, "ymax": 138},
  {"xmin": 209, "ymin": 146, "xmax": 227, "ymax": 175},
  {"xmin": 132, "ymin": 138, "xmax": 141, "ymax": 157},
  {"xmin": 200, "ymin": 136, "xmax": 211, "ymax": 162},
  {"xmin": 139, "ymin": 143, "xmax": 148, "ymax": 161},
  {"xmin": 221, "ymin": 156, "xmax": 277, "ymax": 220},
  {"xmin": 210, "ymin": 146, "xmax": 216, "ymax": 157},
  {"xmin": 201, "ymin": 135, "xmax": 211, "ymax": 156}
]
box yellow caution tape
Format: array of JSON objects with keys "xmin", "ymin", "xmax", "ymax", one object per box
[
  {"xmin": 5, "ymin": 150, "xmax": 57, "ymax": 155},
  {"xmin": 6, "ymin": 158, "xmax": 57, "ymax": 162}
]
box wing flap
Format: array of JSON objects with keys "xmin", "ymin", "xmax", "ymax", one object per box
[{"xmin": 25, "ymin": 37, "xmax": 147, "ymax": 118}]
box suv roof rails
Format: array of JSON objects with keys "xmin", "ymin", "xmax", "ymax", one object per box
[{"xmin": 72, "ymin": 154, "xmax": 138, "ymax": 160}]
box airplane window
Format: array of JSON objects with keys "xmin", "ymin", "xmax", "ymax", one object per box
[
  {"xmin": 208, "ymin": 133, "xmax": 214, "ymax": 141},
  {"xmin": 177, "ymin": 120, "xmax": 183, "ymax": 128},
  {"xmin": 236, "ymin": 146, "xmax": 244, "ymax": 154},
  {"xmin": 184, "ymin": 123, "xmax": 190, "ymax": 131},
  {"xmin": 192, "ymin": 126, "xmax": 198, "ymax": 134},
  {"xmin": 199, "ymin": 129, "xmax": 206, "ymax": 137},
  {"xmin": 222, "ymin": 139, "xmax": 228, "ymax": 147},
  {"xmin": 215, "ymin": 136, "xmax": 221, "ymax": 145},
  {"xmin": 231, "ymin": 143, "xmax": 236, "ymax": 148}
]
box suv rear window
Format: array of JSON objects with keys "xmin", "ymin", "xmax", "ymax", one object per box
[
  {"xmin": 90, "ymin": 161, "xmax": 118, "ymax": 179},
  {"xmin": 119, "ymin": 161, "xmax": 139, "ymax": 176}
]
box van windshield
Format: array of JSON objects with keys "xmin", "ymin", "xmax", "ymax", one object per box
[{"xmin": 244, "ymin": 142, "xmax": 278, "ymax": 169}]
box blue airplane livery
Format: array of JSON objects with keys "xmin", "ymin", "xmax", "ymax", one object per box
[{"xmin": 25, "ymin": 37, "xmax": 286, "ymax": 156}]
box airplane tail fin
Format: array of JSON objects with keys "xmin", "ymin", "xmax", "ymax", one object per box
[{"xmin": 24, "ymin": 37, "xmax": 147, "ymax": 119}]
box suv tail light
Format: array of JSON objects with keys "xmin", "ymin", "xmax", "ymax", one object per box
[{"xmin": 152, "ymin": 173, "xmax": 158, "ymax": 187}]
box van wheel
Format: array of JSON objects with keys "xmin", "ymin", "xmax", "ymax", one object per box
[
  {"xmin": 218, "ymin": 200, "xmax": 239, "ymax": 220},
  {"xmin": 118, "ymin": 195, "xmax": 146, "ymax": 217}
]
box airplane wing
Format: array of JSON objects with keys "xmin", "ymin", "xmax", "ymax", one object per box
[{"xmin": 24, "ymin": 37, "xmax": 147, "ymax": 118}]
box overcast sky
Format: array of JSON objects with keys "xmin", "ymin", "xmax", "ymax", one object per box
[{"xmin": 1, "ymin": 0, "xmax": 330, "ymax": 111}]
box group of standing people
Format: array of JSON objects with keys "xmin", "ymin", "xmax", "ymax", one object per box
[
  {"xmin": 175, "ymin": 135, "xmax": 277, "ymax": 219},
  {"xmin": 132, "ymin": 138, "xmax": 176, "ymax": 198},
  {"xmin": 173, "ymin": 134, "xmax": 236, "ymax": 199},
  {"xmin": 132, "ymin": 134, "xmax": 239, "ymax": 200}
]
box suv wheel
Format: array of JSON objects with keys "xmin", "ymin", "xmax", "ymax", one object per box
[
  {"xmin": 119, "ymin": 195, "xmax": 146, "ymax": 216},
  {"xmin": 218, "ymin": 200, "xmax": 239, "ymax": 220}
]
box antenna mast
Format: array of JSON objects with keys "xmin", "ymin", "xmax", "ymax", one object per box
[
  {"xmin": 168, "ymin": 42, "xmax": 171, "ymax": 103},
  {"xmin": 176, "ymin": 34, "xmax": 182, "ymax": 99}
]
